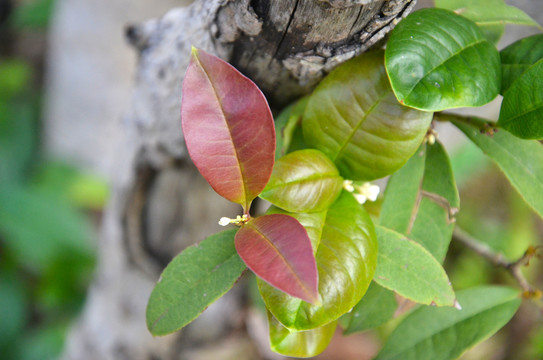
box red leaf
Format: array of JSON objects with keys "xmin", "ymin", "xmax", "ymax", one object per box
[
  {"xmin": 181, "ymin": 48, "xmax": 275, "ymax": 212},
  {"xmin": 235, "ymin": 214, "xmax": 319, "ymax": 304}
]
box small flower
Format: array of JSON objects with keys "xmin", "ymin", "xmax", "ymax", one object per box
[
  {"xmin": 218, "ymin": 217, "xmax": 232, "ymax": 226},
  {"xmin": 343, "ymin": 179, "xmax": 380, "ymax": 204},
  {"xmin": 357, "ymin": 182, "xmax": 380, "ymax": 202},
  {"xmin": 343, "ymin": 180, "xmax": 355, "ymax": 192},
  {"xmin": 218, "ymin": 214, "xmax": 249, "ymax": 226}
]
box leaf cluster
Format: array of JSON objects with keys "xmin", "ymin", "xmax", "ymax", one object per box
[{"xmin": 147, "ymin": 2, "xmax": 543, "ymax": 358}]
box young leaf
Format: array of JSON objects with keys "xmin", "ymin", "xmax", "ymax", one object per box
[
  {"xmin": 500, "ymin": 34, "xmax": 543, "ymax": 94},
  {"xmin": 259, "ymin": 149, "xmax": 343, "ymax": 213},
  {"xmin": 259, "ymin": 192, "xmax": 378, "ymax": 330},
  {"xmin": 341, "ymin": 282, "xmax": 397, "ymax": 334},
  {"xmin": 268, "ymin": 311, "xmax": 336, "ymax": 358},
  {"xmin": 146, "ymin": 229, "xmax": 246, "ymax": 336},
  {"xmin": 181, "ymin": 48, "xmax": 275, "ymax": 212},
  {"xmin": 454, "ymin": 120, "xmax": 543, "ymax": 219},
  {"xmin": 380, "ymin": 143, "xmax": 459, "ymax": 261},
  {"xmin": 375, "ymin": 286, "xmax": 521, "ymax": 360},
  {"xmin": 385, "ymin": 8, "xmax": 501, "ymax": 111},
  {"xmin": 235, "ymin": 214, "xmax": 319, "ymax": 304},
  {"xmin": 374, "ymin": 226, "xmax": 456, "ymax": 307},
  {"xmin": 303, "ymin": 50, "xmax": 432, "ymax": 181},
  {"xmin": 498, "ymin": 59, "xmax": 543, "ymax": 140},
  {"xmin": 435, "ymin": 0, "xmax": 541, "ymax": 44}
]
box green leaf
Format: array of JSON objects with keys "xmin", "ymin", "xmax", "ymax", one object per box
[
  {"xmin": 375, "ymin": 286, "xmax": 521, "ymax": 360},
  {"xmin": 235, "ymin": 214, "xmax": 319, "ymax": 304},
  {"xmin": 385, "ymin": 8, "xmax": 501, "ymax": 111},
  {"xmin": 380, "ymin": 143, "xmax": 459, "ymax": 261},
  {"xmin": 498, "ymin": 59, "xmax": 543, "ymax": 139},
  {"xmin": 341, "ymin": 282, "xmax": 397, "ymax": 334},
  {"xmin": 146, "ymin": 229, "xmax": 246, "ymax": 335},
  {"xmin": 303, "ymin": 50, "xmax": 432, "ymax": 181},
  {"xmin": 454, "ymin": 119, "xmax": 543, "ymax": 219},
  {"xmin": 275, "ymin": 97, "xmax": 309, "ymax": 159},
  {"xmin": 260, "ymin": 149, "xmax": 343, "ymax": 213},
  {"xmin": 374, "ymin": 226, "xmax": 456, "ymax": 307},
  {"xmin": 260, "ymin": 191, "xmax": 378, "ymax": 330},
  {"xmin": 435, "ymin": 0, "xmax": 541, "ymax": 44},
  {"xmin": 500, "ymin": 34, "xmax": 543, "ymax": 94},
  {"xmin": 181, "ymin": 48, "xmax": 275, "ymax": 212},
  {"xmin": 268, "ymin": 311, "xmax": 336, "ymax": 358}
]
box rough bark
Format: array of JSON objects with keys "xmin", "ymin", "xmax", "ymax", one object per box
[{"xmin": 62, "ymin": 1, "xmax": 415, "ymax": 359}]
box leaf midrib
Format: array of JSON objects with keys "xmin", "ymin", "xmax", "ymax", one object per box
[
  {"xmin": 250, "ymin": 223, "xmax": 315, "ymax": 301},
  {"xmin": 404, "ymin": 38, "xmax": 486, "ymax": 99},
  {"xmin": 378, "ymin": 299, "xmax": 518, "ymax": 359},
  {"xmin": 265, "ymin": 172, "xmax": 340, "ymax": 190},
  {"xmin": 332, "ymin": 92, "xmax": 388, "ymax": 162},
  {"xmin": 195, "ymin": 54, "xmax": 249, "ymax": 208}
]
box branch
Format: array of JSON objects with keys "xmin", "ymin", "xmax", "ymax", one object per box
[
  {"xmin": 453, "ymin": 227, "xmax": 543, "ymax": 302},
  {"xmin": 433, "ymin": 112, "xmax": 499, "ymax": 135}
]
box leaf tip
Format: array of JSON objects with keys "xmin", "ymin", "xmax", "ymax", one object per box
[{"xmin": 191, "ymin": 45, "xmax": 199, "ymax": 57}]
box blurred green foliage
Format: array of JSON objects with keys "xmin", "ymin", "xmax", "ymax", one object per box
[
  {"xmin": 447, "ymin": 142, "xmax": 543, "ymax": 359},
  {"xmin": 10, "ymin": 0, "xmax": 56, "ymax": 29},
  {"xmin": 0, "ymin": 2, "xmax": 106, "ymax": 358}
]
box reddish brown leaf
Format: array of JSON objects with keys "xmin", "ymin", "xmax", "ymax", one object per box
[
  {"xmin": 181, "ymin": 48, "xmax": 275, "ymax": 212},
  {"xmin": 235, "ymin": 214, "xmax": 319, "ymax": 304}
]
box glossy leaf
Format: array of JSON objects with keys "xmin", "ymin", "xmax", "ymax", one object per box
[
  {"xmin": 498, "ymin": 59, "xmax": 543, "ymax": 139},
  {"xmin": 500, "ymin": 34, "xmax": 543, "ymax": 93},
  {"xmin": 260, "ymin": 149, "xmax": 343, "ymax": 213},
  {"xmin": 454, "ymin": 120, "xmax": 543, "ymax": 219},
  {"xmin": 341, "ymin": 282, "xmax": 397, "ymax": 334},
  {"xmin": 275, "ymin": 97, "xmax": 309, "ymax": 159},
  {"xmin": 385, "ymin": 8, "xmax": 501, "ymax": 111},
  {"xmin": 374, "ymin": 226, "xmax": 456, "ymax": 307},
  {"xmin": 235, "ymin": 214, "xmax": 319, "ymax": 304},
  {"xmin": 181, "ymin": 48, "xmax": 275, "ymax": 212},
  {"xmin": 304, "ymin": 50, "xmax": 432, "ymax": 181},
  {"xmin": 268, "ymin": 311, "xmax": 336, "ymax": 358},
  {"xmin": 259, "ymin": 192, "xmax": 378, "ymax": 330},
  {"xmin": 375, "ymin": 286, "xmax": 521, "ymax": 360},
  {"xmin": 146, "ymin": 229, "xmax": 246, "ymax": 335},
  {"xmin": 380, "ymin": 143, "xmax": 459, "ymax": 261},
  {"xmin": 435, "ymin": 0, "xmax": 541, "ymax": 44}
]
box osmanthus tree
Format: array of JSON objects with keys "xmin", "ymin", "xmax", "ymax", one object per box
[{"xmin": 146, "ymin": 1, "xmax": 543, "ymax": 358}]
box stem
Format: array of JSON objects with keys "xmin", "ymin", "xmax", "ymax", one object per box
[
  {"xmin": 433, "ymin": 113, "xmax": 497, "ymax": 132},
  {"xmin": 453, "ymin": 227, "xmax": 543, "ymax": 303}
]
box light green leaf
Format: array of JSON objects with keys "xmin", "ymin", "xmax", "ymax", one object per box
[
  {"xmin": 385, "ymin": 8, "xmax": 501, "ymax": 111},
  {"xmin": 498, "ymin": 59, "xmax": 543, "ymax": 139},
  {"xmin": 435, "ymin": 0, "xmax": 541, "ymax": 44},
  {"xmin": 375, "ymin": 286, "xmax": 521, "ymax": 360},
  {"xmin": 260, "ymin": 191, "xmax": 378, "ymax": 330},
  {"xmin": 380, "ymin": 143, "xmax": 459, "ymax": 261},
  {"xmin": 260, "ymin": 149, "xmax": 343, "ymax": 213},
  {"xmin": 268, "ymin": 311, "xmax": 336, "ymax": 358},
  {"xmin": 500, "ymin": 34, "xmax": 543, "ymax": 94},
  {"xmin": 303, "ymin": 50, "xmax": 432, "ymax": 181},
  {"xmin": 275, "ymin": 97, "xmax": 309, "ymax": 159},
  {"xmin": 454, "ymin": 119, "xmax": 543, "ymax": 219},
  {"xmin": 146, "ymin": 229, "xmax": 246, "ymax": 335},
  {"xmin": 374, "ymin": 226, "xmax": 456, "ymax": 307},
  {"xmin": 341, "ymin": 282, "xmax": 397, "ymax": 334}
]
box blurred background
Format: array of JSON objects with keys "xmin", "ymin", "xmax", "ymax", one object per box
[{"xmin": 0, "ymin": 0, "xmax": 541, "ymax": 359}]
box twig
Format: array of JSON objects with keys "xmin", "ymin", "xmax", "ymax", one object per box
[{"xmin": 453, "ymin": 227, "xmax": 543, "ymax": 302}]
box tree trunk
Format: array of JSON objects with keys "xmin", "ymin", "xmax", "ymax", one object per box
[{"xmin": 61, "ymin": 1, "xmax": 416, "ymax": 359}]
